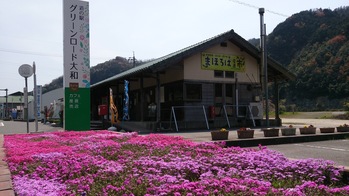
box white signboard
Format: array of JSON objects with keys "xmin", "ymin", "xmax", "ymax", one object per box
[
  {"xmin": 18, "ymin": 64, "xmax": 33, "ymax": 78},
  {"xmin": 63, "ymin": 0, "xmax": 90, "ymax": 130},
  {"xmin": 63, "ymin": 0, "xmax": 90, "ymax": 89}
]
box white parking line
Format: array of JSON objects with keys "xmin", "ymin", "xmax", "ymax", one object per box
[
  {"xmin": 294, "ymin": 143, "xmax": 349, "ymax": 152},
  {"xmin": 0, "ymin": 122, "xmax": 4, "ymax": 126}
]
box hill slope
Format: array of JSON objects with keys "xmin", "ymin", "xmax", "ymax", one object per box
[{"xmin": 266, "ymin": 7, "xmax": 349, "ymax": 109}]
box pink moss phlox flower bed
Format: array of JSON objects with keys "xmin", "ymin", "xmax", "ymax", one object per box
[{"xmin": 4, "ymin": 131, "xmax": 349, "ymax": 195}]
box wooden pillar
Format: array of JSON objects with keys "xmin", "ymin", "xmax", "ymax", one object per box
[
  {"xmin": 115, "ymin": 83, "xmax": 119, "ymax": 121},
  {"xmin": 274, "ymin": 80, "xmax": 281, "ymax": 126},
  {"xmin": 156, "ymin": 72, "xmax": 161, "ymax": 127},
  {"xmin": 140, "ymin": 76, "xmax": 144, "ymax": 121}
]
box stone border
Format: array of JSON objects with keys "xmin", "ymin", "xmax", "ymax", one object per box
[{"xmin": 0, "ymin": 135, "xmax": 14, "ymax": 196}]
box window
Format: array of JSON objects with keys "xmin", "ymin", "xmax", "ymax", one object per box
[
  {"xmin": 214, "ymin": 70, "xmax": 235, "ymax": 78},
  {"xmin": 214, "ymin": 70, "xmax": 224, "ymax": 78},
  {"xmin": 165, "ymin": 82, "xmax": 183, "ymax": 101},
  {"xmin": 226, "ymin": 84, "xmax": 233, "ymax": 97},
  {"xmin": 215, "ymin": 83, "xmax": 222, "ymax": 97},
  {"xmin": 185, "ymin": 83, "xmax": 202, "ymax": 101},
  {"xmin": 225, "ymin": 71, "xmax": 235, "ymax": 78}
]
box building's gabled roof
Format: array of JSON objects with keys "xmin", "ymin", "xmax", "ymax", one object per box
[
  {"xmin": 92, "ymin": 29, "xmax": 296, "ymax": 89},
  {"xmin": 9, "ymin": 91, "xmax": 24, "ymax": 96}
]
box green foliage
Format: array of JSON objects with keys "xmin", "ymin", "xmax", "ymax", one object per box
[
  {"xmin": 266, "ymin": 7, "xmax": 349, "ymax": 109},
  {"xmin": 344, "ymin": 101, "xmax": 349, "ymax": 111},
  {"xmin": 279, "ymin": 99, "xmax": 287, "ymax": 114}
]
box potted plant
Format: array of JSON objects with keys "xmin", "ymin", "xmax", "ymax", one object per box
[
  {"xmin": 211, "ymin": 128, "xmax": 229, "ymax": 140},
  {"xmin": 299, "ymin": 125, "xmax": 316, "ymax": 134},
  {"xmin": 319, "ymin": 127, "xmax": 335, "ymax": 133},
  {"xmin": 237, "ymin": 127, "xmax": 254, "ymax": 139},
  {"xmin": 281, "ymin": 125, "xmax": 296, "ymax": 136},
  {"xmin": 336, "ymin": 124, "xmax": 349, "ymax": 132},
  {"xmin": 262, "ymin": 128, "xmax": 279, "ymax": 137}
]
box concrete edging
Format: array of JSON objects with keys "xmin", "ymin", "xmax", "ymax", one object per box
[{"xmin": 225, "ymin": 132, "xmax": 349, "ymax": 147}]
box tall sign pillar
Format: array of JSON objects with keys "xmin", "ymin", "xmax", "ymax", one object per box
[{"xmin": 63, "ymin": 0, "xmax": 90, "ymax": 130}]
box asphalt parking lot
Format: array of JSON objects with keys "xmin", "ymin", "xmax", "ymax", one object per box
[{"xmin": 266, "ymin": 139, "xmax": 349, "ymax": 167}]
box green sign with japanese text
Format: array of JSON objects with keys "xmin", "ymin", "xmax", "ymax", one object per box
[
  {"xmin": 201, "ymin": 52, "xmax": 245, "ymax": 72},
  {"xmin": 64, "ymin": 88, "xmax": 90, "ymax": 130}
]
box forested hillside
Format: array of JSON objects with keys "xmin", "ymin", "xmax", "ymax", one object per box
[{"xmin": 266, "ymin": 7, "xmax": 349, "ymax": 110}]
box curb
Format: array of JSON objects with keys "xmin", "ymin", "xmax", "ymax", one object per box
[
  {"xmin": 0, "ymin": 135, "xmax": 14, "ymax": 196},
  {"xmin": 225, "ymin": 132, "xmax": 349, "ymax": 147}
]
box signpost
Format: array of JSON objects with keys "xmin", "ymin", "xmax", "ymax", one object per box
[
  {"xmin": 18, "ymin": 64, "xmax": 33, "ymax": 133},
  {"xmin": 63, "ymin": 0, "xmax": 90, "ymax": 130},
  {"xmin": 33, "ymin": 62, "xmax": 39, "ymax": 132}
]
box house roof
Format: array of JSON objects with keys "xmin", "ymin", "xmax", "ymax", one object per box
[
  {"xmin": 9, "ymin": 91, "xmax": 24, "ymax": 96},
  {"xmin": 92, "ymin": 29, "xmax": 296, "ymax": 89}
]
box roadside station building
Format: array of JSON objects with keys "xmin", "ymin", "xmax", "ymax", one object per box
[{"xmin": 90, "ymin": 29, "xmax": 295, "ymax": 132}]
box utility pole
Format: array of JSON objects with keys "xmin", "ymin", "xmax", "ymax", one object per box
[
  {"xmin": 33, "ymin": 62, "xmax": 38, "ymax": 132},
  {"xmin": 259, "ymin": 8, "xmax": 269, "ymax": 127},
  {"xmin": 128, "ymin": 51, "xmax": 136, "ymax": 68}
]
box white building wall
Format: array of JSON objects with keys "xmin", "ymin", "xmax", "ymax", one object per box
[
  {"xmin": 28, "ymin": 88, "xmax": 64, "ymax": 120},
  {"xmin": 41, "ymin": 88, "xmax": 64, "ymax": 108}
]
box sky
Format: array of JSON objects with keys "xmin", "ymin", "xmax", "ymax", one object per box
[{"xmin": 0, "ymin": 0, "xmax": 347, "ymax": 95}]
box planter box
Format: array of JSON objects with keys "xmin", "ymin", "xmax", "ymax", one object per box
[
  {"xmin": 299, "ymin": 127, "xmax": 316, "ymax": 134},
  {"xmin": 262, "ymin": 128, "xmax": 279, "ymax": 137},
  {"xmin": 237, "ymin": 130, "xmax": 254, "ymax": 139},
  {"xmin": 281, "ymin": 128, "xmax": 296, "ymax": 136},
  {"xmin": 320, "ymin": 127, "xmax": 335, "ymax": 133},
  {"xmin": 211, "ymin": 131, "xmax": 229, "ymax": 140},
  {"xmin": 336, "ymin": 127, "xmax": 349, "ymax": 132}
]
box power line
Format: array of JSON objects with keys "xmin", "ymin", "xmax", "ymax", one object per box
[
  {"xmin": 0, "ymin": 48, "xmax": 62, "ymax": 58},
  {"xmin": 0, "ymin": 48, "xmax": 113, "ymax": 61},
  {"xmin": 228, "ymin": 0, "xmax": 289, "ymax": 18},
  {"xmin": 0, "ymin": 34, "xmax": 62, "ymax": 45}
]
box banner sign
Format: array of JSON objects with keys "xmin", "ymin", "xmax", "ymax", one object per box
[
  {"xmin": 63, "ymin": 0, "xmax": 90, "ymax": 130},
  {"xmin": 123, "ymin": 80, "xmax": 130, "ymax": 121},
  {"xmin": 201, "ymin": 52, "xmax": 245, "ymax": 72},
  {"xmin": 109, "ymin": 88, "xmax": 119, "ymax": 125},
  {"xmin": 36, "ymin": 85, "xmax": 42, "ymax": 118}
]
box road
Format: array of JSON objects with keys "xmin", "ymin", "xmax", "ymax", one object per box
[
  {"xmin": 0, "ymin": 120, "xmax": 62, "ymax": 135},
  {"xmin": 266, "ymin": 139, "xmax": 349, "ymax": 167}
]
